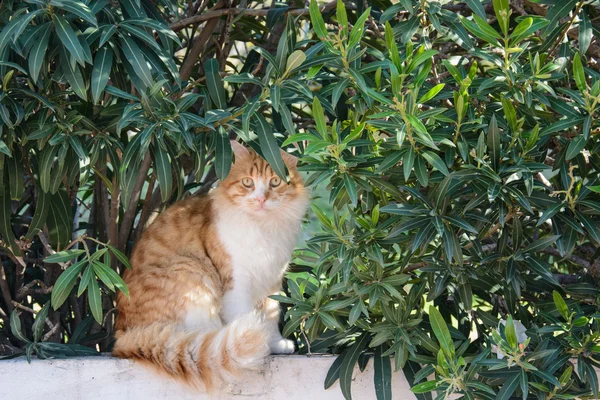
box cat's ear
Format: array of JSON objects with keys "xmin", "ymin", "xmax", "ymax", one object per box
[
  {"xmin": 280, "ymin": 149, "xmax": 298, "ymax": 169},
  {"xmin": 231, "ymin": 140, "xmax": 250, "ymax": 162}
]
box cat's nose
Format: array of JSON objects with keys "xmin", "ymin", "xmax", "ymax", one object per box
[{"xmin": 257, "ymin": 196, "xmax": 266, "ymax": 206}]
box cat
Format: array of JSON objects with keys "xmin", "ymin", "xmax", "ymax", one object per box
[{"xmin": 113, "ymin": 140, "xmax": 309, "ymax": 391}]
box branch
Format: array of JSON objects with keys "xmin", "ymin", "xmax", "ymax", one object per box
[
  {"xmin": 541, "ymin": 247, "xmax": 591, "ymax": 269},
  {"xmin": 134, "ymin": 173, "xmax": 156, "ymax": 242},
  {"xmin": 0, "ymin": 264, "xmax": 13, "ymax": 314},
  {"xmin": 179, "ymin": 17, "xmax": 220, "ymax": 81},
  {"xmin": 117, "ymin": 151, "xmax": 153, "ymax": 251},
  {"xmin": 16, "ymin": 279, "xmax": 52, "ymax": 301},
  {"xmin": 170, "ymin": 1, "xmax": 337, "ymax": 32}
]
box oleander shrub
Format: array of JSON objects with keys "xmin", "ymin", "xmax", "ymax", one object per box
[{"xmin": 0, "ymin": 0, "xmax": 599, "ymax": 399}]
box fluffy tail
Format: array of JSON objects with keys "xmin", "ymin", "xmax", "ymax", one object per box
[{"xmin": 112, "ymin": 314, "xmax": 270, "ymax": 391}]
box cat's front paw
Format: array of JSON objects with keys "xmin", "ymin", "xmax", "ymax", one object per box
[{"xmin": 269, "ymin": 338, "xmax": 295, "ymax": 354}]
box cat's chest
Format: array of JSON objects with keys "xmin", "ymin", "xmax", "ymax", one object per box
[{"xmin": 215, "ymin": 214, "xmax": 297, "ymax": 271}]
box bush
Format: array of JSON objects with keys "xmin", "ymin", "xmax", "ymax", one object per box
[{"xmin": 1, "ymin": 0, "xmax": 600, "ymax": 399}]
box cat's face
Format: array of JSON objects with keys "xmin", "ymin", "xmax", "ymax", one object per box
[{"xmin": 217, "ymin": 141, "xmax": 308, "ymax": 218}]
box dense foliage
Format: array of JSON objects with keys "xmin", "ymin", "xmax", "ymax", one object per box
[{"xmin": 0, "ymin": 0, "xmax": 599, "ymax": 399}]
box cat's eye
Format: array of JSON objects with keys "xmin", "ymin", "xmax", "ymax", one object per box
[
  {"xmin": 269, "ymin": 177, "xmax": 281, "ymax": 187},
  {"xmin": 242, "ymin": 178, "xmax": 254, "ymax": 188}
]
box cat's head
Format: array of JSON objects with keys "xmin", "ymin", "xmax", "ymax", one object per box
[{"xmin": 214, "ymin": 141, "xmax": 309, "ymax": 220}]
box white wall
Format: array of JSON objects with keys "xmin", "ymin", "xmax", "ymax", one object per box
[{"xmin": 0, "ymin": 354, "xmax": 417, "ymax": 400}]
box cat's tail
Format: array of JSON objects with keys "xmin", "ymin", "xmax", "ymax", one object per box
[{"xmin": 112, "ymin": 313, "xmax": 270, "ymax": 391}]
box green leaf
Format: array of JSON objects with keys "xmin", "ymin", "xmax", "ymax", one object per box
[
  {"xmin": 324, "ymin": 353, "xmax": 344, "ymax": 389},
  {"xmin": 428, "ymin": 306, "xmax": 453, "ymax": 359},
  {"xmin": 54, "ymin": 14, "xmax": 89, "ymax": 66},
  {"xmin": 464, "ymin": 0, "xmax": 487, "ymax": 19},
  {"xmin": 255, "ymin": 114, "xmax": 287, "ymax": 179},
  {"xmin": 51, "ymin": 0, "xmax": 97, "ymax": 26},
  {"xmin": 46, "ymin": 190, "xmax": 73, "ymax": 250},
  {"xmin": 579, "ymin": 10, "xmax": 592, "ymax": 54},
  {"xmin": 0, "ymin": 177, "xmax": 18, "ymax": 254},
  {"xmin": 374, "ymin": 345, "xmax": 392, "ymax": 400},
  {"xmin": 28, "ymin": 23, "xmax": 51, "ymax": 82},
  {"xmin": 10, "ymin": 310, "xmax": 29, "ymax": 343},
  {"xmin": 312, "ymin": 96, "xmax": 328, "ymax": 139},
  {"xmin": 523, "ymin": 235, "xmax": 561, "ymax": 253},
  {"xmin": 553, "ymin": 290, "xmax": 569, "ymax": 320},
  {"xmin": 285, "ymin": 50, "xmax": 306, "ymax": 74},
  {"xmin": 505, "ymin": 315, "xmax": 517, "ymax": 348},
  {"xmin": 348, "ymin": 7, "xmax": 371, "ymax": 48},
  {"xmin": 343, "ymin": 174, "xmax": 358, "ymax": 207},
  {"xmin": 152, "ymin": 144, "xmax": 173, "ymax": 203},
  {"xmin": 271, "ymin": 79, "xmax": 287, "ymax": 110},
  {"xmin": 487, "ymin": 114, "xmax": 500, "ymax": 170},
  {"xmin": 204, "ymin": 58, "xmax": 227, "ymax": 109},
  {"xmin": 91, "ymin": 46, "xmax": 113, "ymax": 104},
  {"xmin": 418, "ymin": 84, "xmax": 445, "ymax": 104},
  {"xmin": 565, "ymin": 135, "xmax": 587, "ymax": 160},
  {"xmin": 339, "ymin": 334, "xmax": 370, "ymax": 400},
  {"xmin": 214, "ymin": 128, "xmax": 232, "ymax": 180},
  {"xmin": 536, "ymin": 202, "xmax": 563, "ymax": 227},
  {"xmin": 573, "ymin": 53, "xmax": 587, "ymax": 93},
  {"xmin": 460, "ymin": 15, "xmax": 500, "ymax": 46},
  {"xmin": 7, "ymin": 148, "xmax": 24, "ymax": 200},
  {"xmin": 92, "ymin": 262, "xmax": 129, "ymax": 297},
  {"xmin": 496, "ymin": 373, "xmax": 520, "ymax": 400},
  {"xmin": 119, "ymin": 35, "xmax": 153, "ymax": 88},
  {"xmin": 25, "ymin": 189, "xmax": 50, "ymax": 239},
  {"xmin": 99, "ymin": 24, "xmax": 117, "ymax": 47},
  {"xmin": 545, "ymin": 0, "xmax": 578, "ymax": 33},
  {"xmin": 309, "ymin": 0, "xmax": 328, "ymax": 40},
  {"xmin": 443, "ymin": 215, "xmax": 478, "ymax": 234},
  {"xmin": 44, "ymin": 249, "xmax": 85, "ymax": 263},
  {"xmin": 411, "ymin": 380, "xmax": 438, "ymax": 394},
  {"xmin": 0, "ymin": 10, "xmax": 44, "ymax": 54},
  {"xmin": 32, "ymin": 302, "xmax": 50, "ymax": 343},
  {"xmin": 51, "ymin": 259, "xmax": 85, "ymax": 309},
  {"xmin": 60, "ymin": 48, "xmax": 88, "ymax": 100},
  {"xmin": 87, "ymin": 275, "xmax": 103, "ymax": 324},
  {"xmin": 422, "ymin": 151, "xmax": 449, "ymax": 176},
  {"xmin": 107, "ymin": 245, "xmax": 132, "ymax": 270}
]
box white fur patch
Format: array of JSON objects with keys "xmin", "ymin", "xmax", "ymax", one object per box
[{"xmin": 215, "ymin": 193, "xmax": 309, "ymax": 323}]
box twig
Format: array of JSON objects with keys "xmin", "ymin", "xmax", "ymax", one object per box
[
  {"xmin": 170, "ymin": 1, "xmax": 337, "ymax": 32},
  {"xmin": 0, "ymin": 264, "xmax": 14, "ymax": 314},
  {"xmin": 134, "ymin": 174, "xmax": 156, "ymax": 242},
  {"xmin": 117, "ymin": 151, "xmax": 153, "ymax": 251},
  {"xmin": 16, "ymin": 280, "xmax": 52, "ymax": 301},
  {"xmin": 546, "ymin": 0, "xmax": 585, "ymax": 57},
  {"xmin": 37, "ymin": 232, "xmax": 68, "ymax": 270},
  {"xmin": 179, "ymin": 17, "xmax": 220, "ymax": 83},
  {"xmin": 464, "ymin": 213, "xmax": 514, "ymax": 250}
]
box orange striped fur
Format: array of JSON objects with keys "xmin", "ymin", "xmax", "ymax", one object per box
[{"xmin": 113, "ymin": 141, "xmax": 309, "ymax": 392}]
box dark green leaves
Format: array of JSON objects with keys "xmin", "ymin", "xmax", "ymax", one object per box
[
  {"xmin": 152, "ymin": 144, "xmax": 173, "ymax": 202},
  {"xmin": 205, "ymin": 59, "xmax": 227, "ymax": 109},
  {"xmin": 28, "ymin": 23, "xmax": 51, "ymax": 82},
  {"xmin": 119, "ymin": 35, "xmax": 153, "ymax": 88},
  {"xmin": 339, "ymin": 334, "xmax": 370, "ymax": 400},
  {"xmin": 54, "ymin": 14, "xmax": 90, "ymax": 66},
  {"xmin": 428, "ymin": 306, "xmax": 454, "ymax": 359},
  {"xmin": 374, "ymin": 346, "xmax": 392, "ymax": 400},
  {"xmin": 91, "ymin": 47, "xmax": 113, "ymax": 104},
  {"xmin": 255, "ymin": 115, "xmax": 287, "ymax": 179},
  {"xmin": 309, "ymin": 0, "xmax": 328, "ymax": 41},
  {"xmin": 487, "ymin": 114, "xmax": 500, "ymax": 170},
  {"xmin": 215, "ymin": 129, "xmax": 232, "ymax": 180},
  {"xmin": 51, "ymin": 260, "xmax": 85, "ymax": 310}
]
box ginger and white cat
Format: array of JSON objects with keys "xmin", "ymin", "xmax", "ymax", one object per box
[{"xmin": 113, "ymin": 141, "xmax": 309, "ymax": 391}]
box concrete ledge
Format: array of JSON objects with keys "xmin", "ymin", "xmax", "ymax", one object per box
[{"xmin": 0, "ymin": 354, "xmax": 417, "ymax": 400}]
